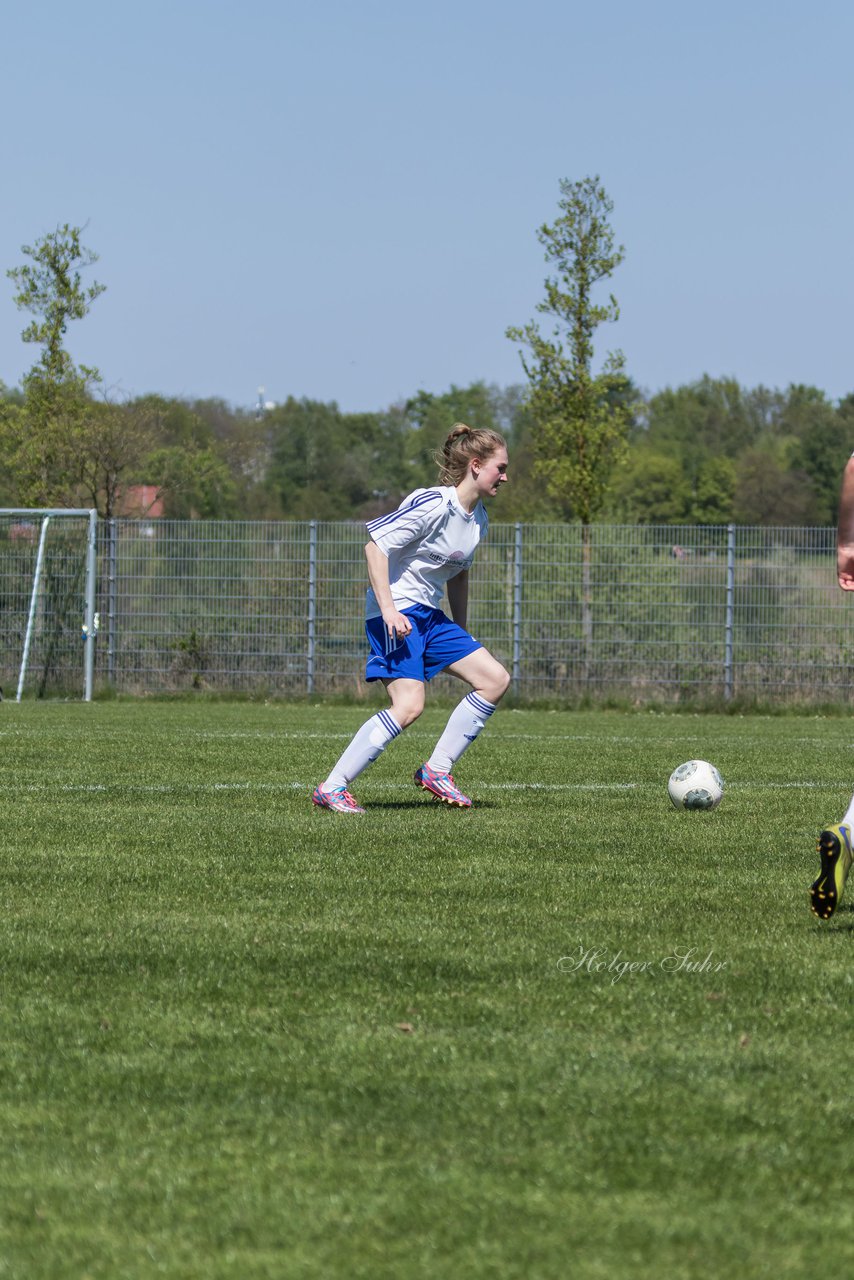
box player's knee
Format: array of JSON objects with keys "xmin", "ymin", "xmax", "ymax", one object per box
[
  {"xmin": 393, "ymin": 695, "xmax": 424, "ymax": 727},
  {"xmin": 494, "ymin": 664, "xmax": 511, "ymax": 700},
  {"xmin": 482, "ymin": 662, "xmax": 511, "ymax": 703}
]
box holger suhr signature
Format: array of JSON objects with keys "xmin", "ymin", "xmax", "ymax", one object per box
[{"xmin": 557, "ymin": 944, "xmax": 729, "ymax": 984}]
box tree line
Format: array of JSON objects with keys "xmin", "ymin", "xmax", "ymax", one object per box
[{"xmin": 2, "ymin": 201, "xmax": 852, "ymax": 527}]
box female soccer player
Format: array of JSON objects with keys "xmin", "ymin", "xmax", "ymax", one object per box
[{"xmin": 312, "ymin": 423, "xmax": 510, "ymax": 813}]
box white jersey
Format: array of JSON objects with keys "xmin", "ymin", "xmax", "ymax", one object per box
[{"xmin": 365, "ymin": 486, "xmax": 489, "ymax": 619}]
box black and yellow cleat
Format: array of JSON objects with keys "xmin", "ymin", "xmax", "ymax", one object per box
[{"xmin": 810, "ymin": 824, "xmax": 853, "ymax": 920}]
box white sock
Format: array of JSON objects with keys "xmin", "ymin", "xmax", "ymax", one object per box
[
  {"xmin": 427, "ymin": 691, "xmax": 497, "ymax": 774},
  {"xmin": 841, "ymin": 795, "xmax": 854, "ymax": 829},
  {"xmin": 323, "ymin": 710, "xmax": 403, "ymax": 790}
]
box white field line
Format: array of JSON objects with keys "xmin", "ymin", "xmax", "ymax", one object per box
[
  {"xmin": 2, "ymin": 729, "xmax": 852, "ymax": 748},
  {"xmin": 5, "ymin": 779, "xmax": 833, "ymax": 796},
  {"xmin": 189, "ymin": 731, "xmax": 854, "ymax": 746}
]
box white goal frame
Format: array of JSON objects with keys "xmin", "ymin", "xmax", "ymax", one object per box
[{"xmin": 0, "ymin": 508, "xmax": 98, "ymax": 702}]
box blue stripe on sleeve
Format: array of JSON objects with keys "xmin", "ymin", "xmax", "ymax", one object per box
[{"xmin": 366, "ymin": 489, "xmax": 443, "ymax": 534}]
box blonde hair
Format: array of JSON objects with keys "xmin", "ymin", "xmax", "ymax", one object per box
[{"xmin": 435, "ymin": 422, "xmax": 507, "ymax": 486}]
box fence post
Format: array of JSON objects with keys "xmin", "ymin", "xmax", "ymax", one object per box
[
  {"xmin": 107, "ymin": 518, "xmax": 117, "ymax": 688},
  {"xmin": 83, "ymin": 510, "xmax": 98, "ymax": 702},
  {"xmin": 307, "ymin": 521, "xmax": 317, "ymax": 694},
  {"xmin": 513, "ymin": 523, "xmax": 522, "ymax": 686},
  {"xmin": 724, "ymin": 523, "xmax": 735, "ymax": 701}
]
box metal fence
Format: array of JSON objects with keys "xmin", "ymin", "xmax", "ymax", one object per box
[{"xmin": 2, "ymin": 516, "xmax": 852, "ymax": 704}]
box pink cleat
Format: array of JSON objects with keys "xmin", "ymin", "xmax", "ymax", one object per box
[
  {"xmin": 414, "ymin": 763, "xmax": 472, "ymax": 808},
  {"xmin": 312, "ymin": 785, "xmax": 366, "ymax": 815}
]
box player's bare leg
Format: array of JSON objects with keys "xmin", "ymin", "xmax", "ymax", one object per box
[
  {"xmin": 312, "ymin": 679, "xmax": 422, "ymax": 812},
  {"xmin": 414, "ymin": 648, "xmax": 510, "ymax": 807},
  {"xmin": 383, "ymin": 677, "xmax": 426, "ymax": 728}
]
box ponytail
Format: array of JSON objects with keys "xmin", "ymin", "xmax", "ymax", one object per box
[{"xmin": 435, "ymin": 422, "xmax": 507, "ymax": 486}]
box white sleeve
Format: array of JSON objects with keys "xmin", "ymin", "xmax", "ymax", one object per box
[{"xmin": 366, "ymin": 489, "xmax": 445, "ymax": 554}]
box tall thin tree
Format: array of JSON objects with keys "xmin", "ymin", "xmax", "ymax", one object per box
[
  {"xmin": 507, "ymin": 177, "xmax": 633, "ymax": 669},
  {"xmin": 6, "ymin": 224, "xmax": 105, "ymax": 505}
]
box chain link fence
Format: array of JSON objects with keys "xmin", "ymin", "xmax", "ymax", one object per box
[{"xmin": 2, "ymin": 516, "xmax": 850, "ymax": 704}]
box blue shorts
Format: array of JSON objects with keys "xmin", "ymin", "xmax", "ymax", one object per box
[{"xmin": 365, "ymin": 604, "xmax": 482, "ymax": 683}]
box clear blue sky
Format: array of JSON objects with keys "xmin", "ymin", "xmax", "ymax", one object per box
[{"xmin": 3, "ymin": 0, "xmax": 852, "ymax": 412}]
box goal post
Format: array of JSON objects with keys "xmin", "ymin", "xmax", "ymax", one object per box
[{"xmin": 0, "ymin": 508, "xmax": 98, "ymax": 701}]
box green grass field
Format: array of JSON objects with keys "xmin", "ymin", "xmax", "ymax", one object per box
[{"xmin": 1, "ymin": 700, "xmax": 852, "ymax": 1279}]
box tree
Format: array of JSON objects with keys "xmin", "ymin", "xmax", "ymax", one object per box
[
  {"xmin": 0, "ymin": 384, "xmax": 22, "ymax": 504},
  {"xmin": 7, "ymin": 223, "xmax": 105, "ymax": 385},
  {"xmin": 0, "ymin": 375, "xmax": 92, "ymax": 508},
  {"xmin": 643, "ymin": 377, "xmax": 766, "ymax": 465},
  {"xmin": 5, "ymin": 224, "xmax": 105, "ymax": 505},
  {"xmin": 690, "ymin": 457, "xmax": 736, "ymax": 525},
  {"xmin": 784, "ymin": 385, "xmax": 848, "ymax": 525},
  {"xmin": 263, "ymin": 397, "xmax": 404, "ymax": 520},
  {"xmin": 506, "ymin": 176, "xmax": 633, "ymax": 663},
  {"xmin": 732, "ymin": 446, "xmax": 815, "ymax": 526},
  {"xmin": 506, "ymin": 176, "xmax": 633, "ymax": 523},
  {"xmin": 73, "ymin": 397, "xmax": 166, "ymax": 519},
  {"xmin": 122, "ymin": 396, "xmax": 245, "ymax": 519},
  {"xmin": 145, "ymin": 443, "xmax": 238, "ymax": 518},
  {"xmin": 608, "ymin": 452, "xmax": 689, "ymax": 524}
]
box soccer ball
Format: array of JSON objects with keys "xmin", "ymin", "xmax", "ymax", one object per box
[{"xmin": 667, "ymin": 759, "xmax": 724, "ymax": 810}]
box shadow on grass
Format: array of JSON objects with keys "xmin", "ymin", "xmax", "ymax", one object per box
[{"xmin": 372, "ymin": 800, "xmax": 500, "ymax": 811}]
